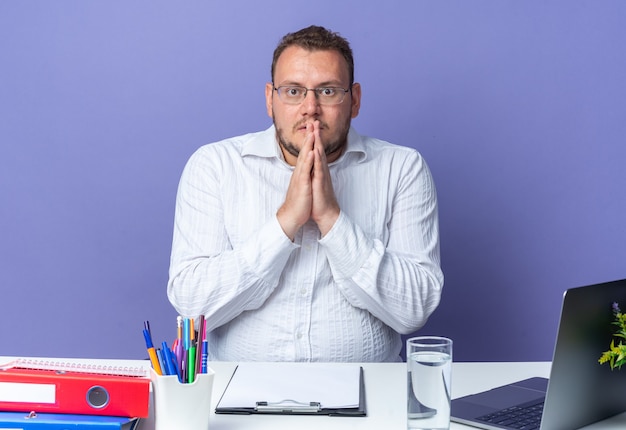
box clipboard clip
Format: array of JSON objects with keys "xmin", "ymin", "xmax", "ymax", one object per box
[{"xmin": 255, "ymin": 399, "xmax": 321, "ymax": 413}]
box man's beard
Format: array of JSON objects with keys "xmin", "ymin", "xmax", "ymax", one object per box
[{"xmin": 274, "ymin": 117, "xmax": 350, "ymax": 160}]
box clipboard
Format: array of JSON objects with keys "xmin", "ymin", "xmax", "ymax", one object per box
[{"xmin": 215, "ymin": 362, "xmax": 366, "ymax": 416}]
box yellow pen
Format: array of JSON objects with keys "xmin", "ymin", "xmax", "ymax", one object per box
[{"xmin": 143, "ymin": 321, "xmax": 162, "ymax": 375}]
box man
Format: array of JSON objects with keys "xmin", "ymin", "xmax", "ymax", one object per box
[{"xmin": 167, "ymin": 25, "xmax": 443, "ymax": 362}]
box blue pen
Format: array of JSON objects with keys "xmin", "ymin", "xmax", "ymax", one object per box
[
  {"xmin": 161, "ymin": 341, "xmax": 178, "ymax": 377},
  {"xmin": 155, "ymin": 348, "xmax": 168, "ymax": 375},
  {"xmin": 201, "ymin": 340, "xmax": 208, "ymax": 374},
  {"xmin": 170, "ymin": 350, "xmax": 182, "ymax": 382},
  {"xmin": 200, "ymin": 318, "xmax": 208, "ymax": 374},
  {"xmin": 183, "ymin": 318, "xmax": 190, "ymax": 351},
  {"xmin": 143, "ymin": 323, "xmax": 162, "ymax": 375}
]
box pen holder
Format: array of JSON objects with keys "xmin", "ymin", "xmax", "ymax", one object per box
[{"xmin": 151, "ymin": 368, "xmax": 215, "ymax": 430}]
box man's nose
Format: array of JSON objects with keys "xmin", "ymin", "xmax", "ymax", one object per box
[{"xmin": 300, "ymin": 89, "xmax": 321, "ymax": 113}]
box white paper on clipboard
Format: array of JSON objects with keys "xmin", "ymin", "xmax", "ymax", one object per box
[{"xmin": 217, "ymin": 362, "xmax": 361, "ymax": 410}]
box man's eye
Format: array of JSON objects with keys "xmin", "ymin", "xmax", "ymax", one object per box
[
  {"xmin": 286, "ymin": 88, "xmax": 303, "ymax": 96},
  {"xmin": 320, "ymin": 88, "xmax": 336, "ymax": 96}
]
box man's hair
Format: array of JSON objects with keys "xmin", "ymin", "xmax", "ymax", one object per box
[{"xmin": 271, "ymin": 25, "xmax": 354, "ymax": 86}]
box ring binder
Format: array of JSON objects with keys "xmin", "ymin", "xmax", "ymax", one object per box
[
  {"xmin": 0, "ymin": 367, "xmax": 150, "ymax": 417},
  {"xmin": 255, "ymin": 400, "xmax": 322, "ymax": 413}
]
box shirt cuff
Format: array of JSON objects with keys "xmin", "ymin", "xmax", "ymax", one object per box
[
  {"xmin": 319, "ymin": 211, "xmax": 372, "ymax": 280},
  {"xmin": 239, "ymin": 214, "xmax": 299, "ymax": 285}
]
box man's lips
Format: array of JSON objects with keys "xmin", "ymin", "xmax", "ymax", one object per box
[{"xmin": 294, "ymin": 122, "xmax": 325, "ymax": 132}]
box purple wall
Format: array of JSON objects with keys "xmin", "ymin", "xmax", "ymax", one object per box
[{"xmin": 1, "ymin": 1, "xmax": 624, "ymax": 362}]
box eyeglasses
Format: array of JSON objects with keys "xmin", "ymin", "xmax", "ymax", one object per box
[{"xmin": 273, "ymin": 86, "xmax": 351, "ymax": 105}]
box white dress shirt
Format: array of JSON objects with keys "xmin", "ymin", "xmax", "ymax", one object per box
[{"xmin": 167, "ymin": 125, "xmax": 443, "ymax": 362}]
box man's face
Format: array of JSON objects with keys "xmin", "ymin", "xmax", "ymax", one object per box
[{"xmin": 265, "ymin": 46, "xmax": 361, "ymax": 166}]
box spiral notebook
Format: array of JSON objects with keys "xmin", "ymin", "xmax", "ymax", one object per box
[{"xmin": 0, "ymin": 357, "xmax": 149, "ymax": 377}]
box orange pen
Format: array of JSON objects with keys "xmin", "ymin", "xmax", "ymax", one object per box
[{"xmin": 143, "ymin": 321, "xmax": 162, "ymax": 375}]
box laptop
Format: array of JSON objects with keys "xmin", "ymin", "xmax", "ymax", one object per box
[{"xmin": 451, "ymin": 278, "xmax": 626, "ymax": 430}]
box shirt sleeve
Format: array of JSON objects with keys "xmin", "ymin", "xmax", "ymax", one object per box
[
  {"xmin": 167, "ymin": 146, "xmax": 298, "ymax": 330},
  {"xmin": 319, "ymin": 151, "xmax": 443, "ymax": 334}
]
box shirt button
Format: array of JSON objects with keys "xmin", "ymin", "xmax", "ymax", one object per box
[
  {"xmin": 296, "ymin": 333, "xmax": 302, "ymax": 339},
  {"xmin": 300, "ymin": 288, "xmax": 307, "ymax": 295}
]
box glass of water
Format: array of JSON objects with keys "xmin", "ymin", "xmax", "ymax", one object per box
[{"xmin": 406, "ymin": 336, "xmax": 453, "ymax": 430}]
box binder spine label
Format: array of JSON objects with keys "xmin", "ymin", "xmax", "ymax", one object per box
[{"xmin": 0, "ymin": 381, "xmax": 55, "ymax": 404}]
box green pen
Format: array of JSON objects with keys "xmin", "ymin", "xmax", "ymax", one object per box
[{"xmin": 188, "ymin": 343, "xmax": 197, "ymax": 383}]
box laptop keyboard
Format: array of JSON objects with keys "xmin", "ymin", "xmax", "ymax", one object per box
[{"xmin": 477, "ymin": 399, "xmax": 544, "ymax": 430}]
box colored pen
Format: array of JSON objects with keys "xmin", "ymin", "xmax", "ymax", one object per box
[
  {"xmin": 188, "ymin": 341, "xmax": 197, "ymax": 383},
  {"xmin": 183, "ymin": 318, "xmax": 188, "ymax": 350},
  {"xmin": 161, "ymin": 341, "xmax": 178, "ymax": 377},
  {"xmin": 175, "ymin": 316, "xmax": 183, "ymax": 375},
  {"xmin": 190, "ymin": 318, "xmax": 195, "ymax": 347},
  {"xmin": 182, "ymin": 349, "xmax": 188, "ymax": 382},
  {"xmin": 143, "ymin": 321, "xmax": 162, "ymax": 375},
  {"xmin": 201, "ymin": 319, "xmax": 208, "ymax": 374},
  {"xmin": 171, "ymin": 348, "xmax": 182, "ymax": 382},
  {"xmin": 201, "ymin": 339, "xmax": 208, "ymax": 374},
  {"xmin": 196, "ymin": 315, "xmax": 205, "ymax": 375},
  {"xmin": 156, "ymin": 348, "xmax": 167, "ymax": 375}
]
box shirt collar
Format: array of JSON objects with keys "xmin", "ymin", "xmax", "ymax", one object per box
[{"xmin": 241, "ymin": 125, "xmax": 368, "ymax": 164}]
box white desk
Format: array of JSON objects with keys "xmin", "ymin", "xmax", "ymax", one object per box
[
  {"xmin": 140, "ymin": 361, "xmax": 624, "ymax": 430},
  {"xmin": 2, "ymin": 357, "xmax": 625, "ymax": 429},
  {"xmin": 198, "ymin": 362, "xmax": 552, "ymax": 430}
]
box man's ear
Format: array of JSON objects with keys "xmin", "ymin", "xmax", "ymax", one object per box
[
  {"xmin": 350, "ymin": 83, "xmax": 362, "ymax": 119},
  {"xmin": 265, "ymin": 83, "xmax": 274, "ymax": 119}
]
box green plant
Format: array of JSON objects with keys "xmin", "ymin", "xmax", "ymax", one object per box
[{"xmin": 599, "ymin": 302, "xmax": 626, "ymax": 370}]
